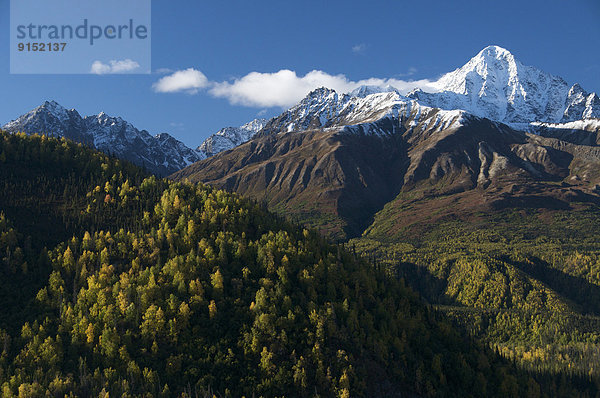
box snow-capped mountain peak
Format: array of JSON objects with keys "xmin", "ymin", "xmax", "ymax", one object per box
[
  {"xmin": 403, "ymin": 45, "xmax": 600, "ymax": 126},
  {"xmin": 432, "ymin": 45, "xmax": 524, "ymax": 95},
  {"xmin": 240, "ymin": 118, "xmax": 268, "ymax": 132},
  {"xmin": 38, "ymin": 100, "xmax": 69, "ymax": 116},
  {"xmin": 409, "ymin": 45, "xmax": 572, "ymax": 124},
  {"xmin": 29, "ymin": 100, "xmax": 76, "ymax": 124},
  {"xmin": 302, "ymin": 87, "xmax": 338, "ymax": 102},
  {"xmin": 257, "ymin": 87, "xmax": 468, "ymax": 139},
  {"xmin": 2, "ymin": 101, "xmax": 203, "ymax": 176},
  {"xmin": 196, "ymin": 118, "xmax": 268, "ymax": 157},
  {"xmin": 3, "ymin": 100, "xmax": 84, "ymax": 141},
  {"xmin": 349, "ymin": 85, "xmax": 398, "ymax": 98}
]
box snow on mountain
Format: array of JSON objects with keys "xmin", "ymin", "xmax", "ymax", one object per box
[
  {"xmin": 197, "ymin": 118, "xmax": 267, "ymax": 157},
  {"xmin": 3, "ymin": 101, "xmax": 90, "ymax": 143},
  {"xmin": 2, "ymin": 101, "xmax": 203, "ymax": 176},
  {"xmin": 349, "ymin": 85, "xmax": 399, "ymax": 98},
  {"xmin": 4, "ymin": 46, "xmax": 598, "ymax": 176},
  {"xmin": 407, "ymin": 45, "xmax": 600, "ymax": 126},
  {"xmin": 155, "ymin": 133, "xmax": 207, "ymax": 167},
  {"xmin": 253, "ymin": 47, "xmax": 598, "ymax": 145},
  {"xmin": 259, "ymin": 87, "xmax": 468, "ymax": 137},
  {"xmin": 530, "ymin": 118, "xmax": 600, "ymax": 133},
  {"xmin": 251, "ymin": 46, "xmax": 599, "ymax": 145},
  {"xmin": 563, "ymin": 84, "xmax": 600, "ymax": 121},
  {"xmin": 527, "ymin": 118, "xmax": 600, "ymax": 146}
]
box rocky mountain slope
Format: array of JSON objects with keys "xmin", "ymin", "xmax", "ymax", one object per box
[
  {"xmin": 2, "ymin": 101, "xmax": 271, "ymax": 175},
  {"xmin": 172, "ymin": 46, "xmax": 600, "ymax": 240},
  {"xmin": 174, "ymin": 88, "xmax": 600, "ymax": 239},
  {"xmin": 408, "ymin": 45, "xmax": 600, "ymax": 127},
  {"xmin": 197, "ymin": 118, "xmax": 267, "ymax": 156},
  {"xmin": 2, "ymin": 101, "xmax": 202, "ymax": 176},
  {"xmin": 185, "ymin": 46, "xmax": 600, "ymax": 176}
]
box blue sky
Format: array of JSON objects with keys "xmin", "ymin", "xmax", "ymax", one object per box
[{"xmin": 1, "ymin": 0, "xmax": 599, "ymax": 148}]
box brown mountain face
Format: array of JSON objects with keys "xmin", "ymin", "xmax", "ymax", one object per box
[
  {"xmin": 172, "ymin": 114, "xmax": 600, "ymax": 241},
  {"xmin": 172, "ymin": 126, "xmax": 406, "ymax": 239}
]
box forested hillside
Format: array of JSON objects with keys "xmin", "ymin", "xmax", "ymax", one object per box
[
  {"xmin": 2, "ymin": 131, "xmax": 590, "ymax": 396},
  {"xmin": 353, "ymin": 205, "xmax": 600, "ymax": 382}
]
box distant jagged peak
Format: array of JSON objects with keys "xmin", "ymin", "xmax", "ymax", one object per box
[
  {"xmin": 302, "ymin": 85, "xmax": 397, "ymax": 102},
  {"xmin": 88, "ymin": 111, "xmax": 126, "ymax": 124},
  {"xmin": 240, "ymin": 118, "xmax": 268, "ymax": 132},
  {"xmin": 403, "ymin": 45, "xmax": 600, "ymax": 124},
  {"xmin": 298, "ymin": 87, "xmax": 340, "ymax": 104},
  {"xmin": 349, "ymin": 84, "xmax": 398, "ymax": 98},
  {"xmin": 431, "ymin": 44, "xmax": 564, "ymax": 96},
  {"xmin": 306, "ymin": 86, "xmax": 337, "ymax": 96},
  {"xmin": 212, "ymin": 118, "xmax": 268, "ymax": 138},
  {"xmin": 37, "ymin": 99, "xmax": 65, "ymax": 111},
  {"xmin": 196, "ymin": 118, "xmax": 269, "ymax": 157},
  {"xmin": 3, "ymin": 100, "xmax": 82, "ymax": 136},
  {"xmin": 33, "ymin": 104, "xmax": 125, "ymax": 125},
  {"xmin": 31, "ymin": 100, "xmax": 77, "ymax": 120},
  {"xmin": 2, "ymin": 101, "xmax": 203, "ymax": 175},
  {"xmin": 155, "ymin": 132, "xmax": 172, "ymax": 141},
  {"xmin": 568, "ymin": 82, "xmax": 586, "ymax": 96}
]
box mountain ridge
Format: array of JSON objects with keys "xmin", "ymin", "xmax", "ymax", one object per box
[
  {"xmin": 190, "ymin": 46, "xmax": 600, "ymax": 160},
  {"xmin": 3, "ymin": 46, "xmax": 599, "ymax": 178},
  {"xmin": 171, "ymin": 46, "xmax": 600, "ymax": 240},
  {"xmin": 197, "ymin": 118, "xmax": 267, "ymax": 157},
  {"xmin": 2, "ymin": 100, "xmax": 202, "ymax": 176},
  {"xmin": 2, "ymin": 101, "xmax": 274, "ymax": 174},
  {"xmin": 409, "ymin": 45, "xmax": 600, "ymax": 126}
]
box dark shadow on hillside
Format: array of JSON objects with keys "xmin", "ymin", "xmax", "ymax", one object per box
[
  {"xmin": 536, "ymin": 125, "xmax": 599, "ymax": 147},
  {"xmin": 390, "ymin": 261, "xmax": 458, "ymax": 306},
  {"xmin": 337, "ymin": 124, "xmax": 409, "ymax": 239},
  {"xmin": 507, "ymin": 256, "xmax": 600, "ymax": 316}
]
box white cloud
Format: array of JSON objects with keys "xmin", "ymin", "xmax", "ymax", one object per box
[
  {"xmin": 153, "ymin": 68, "xmax": 439, "ymax": 108},
  {"xmin": 152, "ymin": 68, "xmax": 209, "ymax": 94},
  {"xmin": 352, "ymin": 43, "xmax": 367, "ymax": 54},
  {"xmin": 209, "ymin": 70, "xmax": 351, "ymax": 108},
  {"xmin": 91, "ymin": 59, "xmax": 140, "ymax": 74},
  {"xmin": 208, "ymin": 69, "xmax": 439, "ymax": 108}
]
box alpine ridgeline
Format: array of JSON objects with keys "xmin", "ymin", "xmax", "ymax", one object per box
[
  {"xmin": 1, "ymin": 101, "xmax": 270, "ymax": 176},
  {"xmin": 192, "ymin": 44, "xmax": 600, "ymax": 161},
  {"xmin": 196, "ymin": 118, "xmax": 267, "ymax": 157},
  {"xmin": 2, "ymin": 101, "xmax": 202, "ymax": 176},
  {"xmin": 173, "ymin": 45, "xmax": 600, "ymax": 239},
  {"xmin": 409, "ymin": 45, "xmax": 600, "ymax": 128}
]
